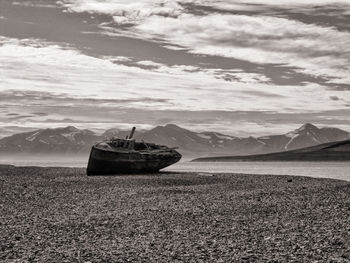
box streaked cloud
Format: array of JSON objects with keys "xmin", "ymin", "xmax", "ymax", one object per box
[
  {"xmin": 134, "ymin": 14, "xmax": 350, "ymax": 85},
  {"xmin": 2, "ymin": 36, "xmax": 346, "ymax": 113},
  {"xmin": 59, "ymin": 0, "xmax": 350, "ymax": 87},
  {"xmin": 11, "ymin": 1, "xmax": 57, "ymax": 8},
  {"xmin": 135, "ymin": 60, "xmax": 164, "ymax": 67},
  {"xmin": 1, "ymin": 0, "xmax": 350, "ymax": 137}
]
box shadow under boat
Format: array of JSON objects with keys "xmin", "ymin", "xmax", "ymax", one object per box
[{"xmin": 87, "ymin": 127, "xmax": 182, "ymax": 175}]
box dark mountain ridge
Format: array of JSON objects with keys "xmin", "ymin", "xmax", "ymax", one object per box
[
  {"xmin": 0, "ymin": 126, "xmax": 100, "ymax": 154},
  {"xmin": 0, "ymin": 123, "xmax": 349, "ymax": 157}
]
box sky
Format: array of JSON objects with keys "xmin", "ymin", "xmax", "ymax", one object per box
[{"xmin": 0, "ymin": 0, "xmax": 350, "ymax": 137}]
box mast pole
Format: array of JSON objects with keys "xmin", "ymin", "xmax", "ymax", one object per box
[{"xmin": 129, "ymin": 127, "xmax": 136, "ymax": 139}]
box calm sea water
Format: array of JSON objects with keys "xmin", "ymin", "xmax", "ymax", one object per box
[
  {"xmin": 165, "ymin": 162, "xmax": 350, "ymax": 181},
  {"xmin": 1, "ymin": 158, "xmax": 349, "ymax": 181}
]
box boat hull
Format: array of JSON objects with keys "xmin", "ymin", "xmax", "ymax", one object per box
[{"xmin": 87, "ymin": 146, "xmax": 181, "ymax": 175}]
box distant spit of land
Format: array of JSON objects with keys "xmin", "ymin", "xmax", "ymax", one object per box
[
  {"xmin": 1, "ymin": 166, "xmax": 349, "ymax": 262},
  {"xmin": 193, "ymin": 139, "xmax": 350, "ymax": 162}
]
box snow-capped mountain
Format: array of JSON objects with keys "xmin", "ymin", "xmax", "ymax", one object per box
[
  {"xmin": 0, "ymin": 126, "xmax": 100, "ymax": 154},
  {"xmin": 283, "ymin": 123, "xmax": 350, "ymax": 150},
  {"xmin": 255, "ymin": 123, "xmax": 350, "ymax": 154},
  {"xmin": 0, "ymin": 123, "xmax": 349, "ymax": 157}
]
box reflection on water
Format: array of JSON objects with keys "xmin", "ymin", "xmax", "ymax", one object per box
[{"xmin": 1, "ymin": 158, "xmax": 349, "ymax": 181}]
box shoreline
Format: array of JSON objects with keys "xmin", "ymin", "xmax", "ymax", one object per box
[
  {"xmin": 1, "ymin": 163, "xmax": 350, "ymax": 182},
  {"xmin": 1, "ymin": 166, "xmax": 349, "ymax": 262},
  {"xmin": 1, "ymin": 161, "xmax": 350, "ymax": 183}
]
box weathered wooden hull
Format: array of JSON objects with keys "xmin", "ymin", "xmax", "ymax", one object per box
[{"xmin": 87, "ymin": 146, "xmax": 181, "ymax": 175}]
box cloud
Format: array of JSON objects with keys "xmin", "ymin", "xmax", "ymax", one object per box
[
  {"xmin": 192, "ymin": 0, "xmax": 350, "ymax": 12},
  {"xmin": 12, "ymin": 1, "xmax": 57, "ymax": 8},
  {"xmin": 1, "ymin": 36, "xmax": 349, "ymax": 136},
  {"xmin": 58, "ymin": 0, "xmax": 350, "ymax": 87},
  {"xmin": 59, "ymin": 0, "xmax": 185, "ymax": 24},
  {"xmin": 329, "ymin": 96, "xmax": 340, "ymax": 101},
  {"xmin": 133, "ymin": 13, "xmax": 350, "ymax": 85},
  {"xmin": 114, "ymin": 58, "xmax": 271, "ymax": 83},
  {"xmin": 135, "ymin": 60, "xmax": 164, "ymax": 67},
  {"xmin": 102, "ymin": 56, "xmax": 132, "ymax": 62},
  {"xmin": 59, "ymin": 0, "xmax": 350, "ymax": 20},
  {"xmin": 1, "ymin": 37, "xmax": 348, "ymax": 112},
  {"xmin": 202, "ymin": 69, "xmax": 271, "ymax": 84},
  {"xmin": 219, "ymin": 0, "xmax": 350, "ymax": 7},
  {"xmin": 5, "ymin": 0, "xmax": 350, "ymax": 136}
]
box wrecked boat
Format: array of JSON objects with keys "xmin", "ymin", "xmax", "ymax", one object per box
[{"xmin": 87, "ymin": 127, "xmax": 182, "ymax": 175}]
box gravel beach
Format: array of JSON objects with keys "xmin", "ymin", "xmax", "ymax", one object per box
[{"xmin": 1, "ymin": 165, "xmax": 349, "ymax": 262}]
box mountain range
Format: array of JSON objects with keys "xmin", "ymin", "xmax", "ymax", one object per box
[{"xmin": 0, "ymin": 123, "xmax": 349, "ymax": 158}]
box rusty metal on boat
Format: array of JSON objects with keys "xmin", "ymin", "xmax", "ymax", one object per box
[{"xmin": 87, "ymin": 127, "xmax": 181, "ymax": 175}]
